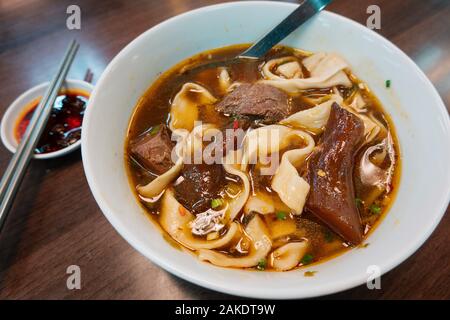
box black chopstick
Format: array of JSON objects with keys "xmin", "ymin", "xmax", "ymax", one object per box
[{"xmin": 0, "ymin": 40, "xmax": 79, "ymax": 232}]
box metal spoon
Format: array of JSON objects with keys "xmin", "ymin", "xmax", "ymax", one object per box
[
  {"xmin": 240, "ymin": 0, "xmax": 332, "ymax": 58},
  {"xmin": 182, "ymin": 0, "xmax": 331, "ymax": 73}
]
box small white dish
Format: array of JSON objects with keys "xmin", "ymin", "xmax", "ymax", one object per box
[
  {"xmin": 1, "ymin": 79, "xmax": 94, "ymax": 159},
  {"xmin": 82, "ymin": 1, "xmax": 450, "ymax": 299}
]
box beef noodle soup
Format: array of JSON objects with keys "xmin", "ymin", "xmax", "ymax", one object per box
[{"xmin": 125, "ymin": 44, "xmax": 400, "ymax": 271}]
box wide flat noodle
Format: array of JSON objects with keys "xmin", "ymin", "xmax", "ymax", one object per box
[
  {"xmin": 271, "ymin": 131, "xmax": 315, "ymax": 214},
  {"xmin": 244, "ymin": 193, "xmax": 275, "ymax": 215},
  {"xmin": 241, "ymin": 125, "xmax": 315, "ymax": 214},
  {"xmin": 348, "ymin": 91, "xmax": 367, "ymax": 113},
  {"xmin": 283, "ymin": 91, "xmax": 385, "ymax": 143},
  {"xmin": 222, "ymin": 150, "xmax": 250, "ymax": 221},
  {"xmin": 342, "ymin": 93, "xmax": 386, "ymax": 143},
  {"xmin": 241, "ymin": 125, "xmax": 290, "ymax": 172},
  {"xmin": 280, "ymin": 95, "xmax": 343, "ymax": 133},
  {"xmin": 262, "ymin": 56, "xmax": 302, "ymax": 80},
  {"xmin": 159, "ymin": 188, "xmax": 240, "ymax": 250},
  {"xmin": 270, "ymin": 241, "xmax": 308, "ymax": 271},
  {"xmin": 169, "ymin": 82, "xmax": 217, "ymax": 131},
  {"xmin": 303, "ymin": 52, "xmax": 347, "ymax": 78},
  {"xmin": 260, "ymin": 53, "xmax": 352, "ymax": 93},
  {"xmin": 198, "ymin": 214, "xmax": 271, "ymax": 268}
]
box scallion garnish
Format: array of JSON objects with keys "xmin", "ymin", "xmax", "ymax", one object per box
[
  {"xmin": 276, "ymin": 211, "xmax": 287, "ymax": 220},
  {"xmin": 369, "ymin": 204, "xmax": 382, "ymax": 215},
  {"xmin": 211, "ymin": 198, "xmax": 223, "ymax": 209},
  {"xmin": 149, "ymin": 125, "xmax": 160, "ymax": 135},
  {"xmin": 301, "ymin": 254, "xmax": 314, "ymax": 265},
  {"xmin": 257, "ymin": 259, "xmax": 267, "ymax": 271}
]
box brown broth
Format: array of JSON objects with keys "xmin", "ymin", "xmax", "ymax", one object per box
[{"xmin": 125, "ymin": 44, "xmax": 401, "ymax": 271}]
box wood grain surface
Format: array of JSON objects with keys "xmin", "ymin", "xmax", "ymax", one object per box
[{"xmin": 0, "ymin": 0, "xmax": 449, "ymax": 299}]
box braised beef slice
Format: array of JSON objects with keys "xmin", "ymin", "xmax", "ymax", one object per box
[
  {"xmin": 129, "ymin": 124, "xmax": 175, "ymax": 175},
  {"xmin": 215, "ymin": 83, "xmax": 290, "ymax": 123},
  {"xmin": 174, "ymin": 163, "xmax": 225, "ymax": 214},
  {"xmin": 305, "ymin": 103, "xmax": 364, "ymax": 245}
]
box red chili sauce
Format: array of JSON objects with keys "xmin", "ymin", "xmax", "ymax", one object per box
[{"xmin": 14, "ymin": 89, "xmax": 89, "ymax": 154}]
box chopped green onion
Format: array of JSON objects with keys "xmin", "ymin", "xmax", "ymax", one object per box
[
  {"xmin": 276, "ymin": 211, "xmax": 288, "ymax": 220},
  {"xmin": 385, "ymin": 80, "xmax": 391, "ymax": 88},
  {"xmin": 301, "ymin": 253, "xmax": 314, "ymax": 265},
  {"xmin": 355, "ymin": 198, "xmax": 363, "ymax": 208},
  {"xmin": 370, "ymin": 204, "xmax": 382, "ymax": 215},
  {"xmin": 211, "ymin": 198, "xmax": 223, "ymax": 209},
  {"xmin": 257, "ymin": 259, "xmax": 267, "ymax": 271},
  {"xmin": 149, "ymin": 125, "xmax": 160, "ymax": 135}
]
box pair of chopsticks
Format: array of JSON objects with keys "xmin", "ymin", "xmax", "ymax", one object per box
[{"xmin": 0, "ymin": 40, "xmax": 79, "ymax": 232}]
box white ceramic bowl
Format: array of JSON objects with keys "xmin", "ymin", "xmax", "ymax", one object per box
[
  {"xmin": 1, "ymin": 79, "xmax": 93, "ymax": 159},
  {"xmin": 82, "ymin": 1, "xmax": 450, "ymax": 298}
]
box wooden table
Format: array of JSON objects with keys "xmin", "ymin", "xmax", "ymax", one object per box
[{"xmin": 0, "ymin": 0, "xmax": 449, "ymax": 300}]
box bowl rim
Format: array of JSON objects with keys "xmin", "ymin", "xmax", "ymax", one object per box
[
  {"xmin": 1, "ymin": 79, "xmax": 94, "ymax": 160},
  {"xmin": 81, "ymin": 1, "xmax": 450, "ymax": 299}
]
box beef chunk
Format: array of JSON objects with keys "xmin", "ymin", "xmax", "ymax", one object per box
[
  {"xmin": 129, "ymin": 124, "xmax": 175, "ymax": 175},
  {"xmin": 305, "ymin": 103, "xmax": 364, "ymax": 245},
  {"xmin": 174, "ymin": 163, "xmax": 225, "ymax": 214},
  {"xmin": 215, "ymin": 83, "xmax": 290, "ymax": 123}
]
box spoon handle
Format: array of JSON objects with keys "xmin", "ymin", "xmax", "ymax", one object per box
[{"xmin": 239, "ymin": 0, "xmax": 332, "ymax": 59}]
